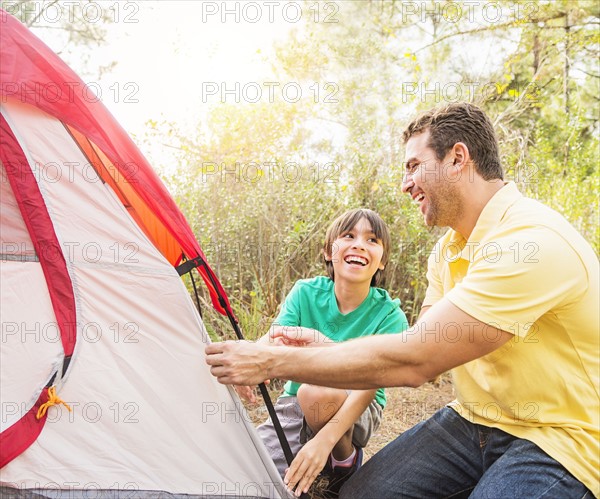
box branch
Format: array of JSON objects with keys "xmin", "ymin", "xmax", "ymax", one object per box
[
  {"xmin": 492, "ymin": 56, "xmax": 556, "ymax": 126},
  {"xmin": 413, "ymin": 13, "xmax": 568, "ymax": 54},
  {"xmin": 573, "ymin": 67, "xmax": 600, "ymax": 79},
  {"xmin": 26, "ymin": 0, "xmax": 60, "ymax": 27}
]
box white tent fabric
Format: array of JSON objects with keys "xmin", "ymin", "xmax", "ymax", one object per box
[
  {"xmin": 0, "ymin": 99, "xmax": 287, "ymax": 497},
  {"xmin": 1, "ymin": 144, "xmax": 62, "ymax": 434}
]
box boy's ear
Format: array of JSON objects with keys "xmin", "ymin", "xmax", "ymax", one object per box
[
  {"xmin": 322, "ymin": 248, "xmax": 332, "ymax": 261},
  {"xmin": 378, "ymin": 252, "xmax": 386, "ymax": 271}
]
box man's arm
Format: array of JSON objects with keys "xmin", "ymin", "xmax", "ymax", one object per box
[
  {"xmin": 417, "ymin": 305, "xmax": 430, "ymax": 320},
  {"xmin": 205, "ymin": 298, "xmax": 512, "ymax": 389}
]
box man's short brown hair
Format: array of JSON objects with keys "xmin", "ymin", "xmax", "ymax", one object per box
[{"xmin": 403, "ymin": 102, "xmax": 504, "ymax": 180}]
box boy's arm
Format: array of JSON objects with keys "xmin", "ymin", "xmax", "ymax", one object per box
[
  {"xmin": 309, "ymin": 388, "xmax": 376, "ymax": 450},
  {"xmin": 284, "ymin": 388, "xmax": 377, "ymax": 495}
]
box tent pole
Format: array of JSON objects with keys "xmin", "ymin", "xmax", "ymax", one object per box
[
  {"xmin": 195, "ymin": 259, "xmax": 296, "ymax": 467},
  {"xmin": 189, "ymin": 269, "xmax": 203, "ymax": 318},
  {"xmin": 177, "ymin": 256, "xmax": 297, "ymax": 469}
]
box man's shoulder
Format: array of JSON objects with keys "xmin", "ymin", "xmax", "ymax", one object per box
[
  {"xmin": 505, "ymin": 195, "xmax": 567, "ymax": 228},
  {"xmin": 496, "ymin": 196, "xmax": 595, "ymax": 258}
]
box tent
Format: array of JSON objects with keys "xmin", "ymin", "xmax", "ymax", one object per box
[{"xmin": 0, "ymin": 10, "xmax": 290, "ymax": 498}]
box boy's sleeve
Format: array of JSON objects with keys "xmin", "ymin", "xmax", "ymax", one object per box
[
  {"xmin": 376, "ymin": 302, "xmax": 409, "ymax": 335},
  {"xmin": 273, "ymin": 281, "xmax": 302, "ymax": 326}
]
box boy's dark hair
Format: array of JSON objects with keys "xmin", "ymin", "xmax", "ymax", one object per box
[
  {"xmin": 323, "ymin": 208, "xmax": 391, "ymax": 287},
  {"xmin": 403, "ymin": 102, "xmax": 504, "ymax": 181}
]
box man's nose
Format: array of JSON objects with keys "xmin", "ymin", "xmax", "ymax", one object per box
[{"xmin": 401, "ymin": 173, "xmax": 414, "ymax": 194}]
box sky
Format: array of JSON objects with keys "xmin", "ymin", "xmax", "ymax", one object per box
[
  {"xmin": 15, "ymin": 0, "xmax": 524, "ymax": 168},
  {"xmin": 93, "ymin": 2, "xmax": 294, "ymax": 131},
  {"xmin": 19, "ymin": 0, "xmax": 297, "ymax": 163}
]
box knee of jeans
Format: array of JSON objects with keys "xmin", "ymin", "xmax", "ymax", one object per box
[{"xmin": 339, "ymin": 470, "xmax": 368, "ymax": 499}]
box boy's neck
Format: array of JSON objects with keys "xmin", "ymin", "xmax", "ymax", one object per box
[{"xmin": 333, "ymin": 280, "xmax": 371, "ymax": 314}]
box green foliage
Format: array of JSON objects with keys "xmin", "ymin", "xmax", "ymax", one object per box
[{"xmin": 152, "ymin": 0, "xmax": 598, "ymax": 337}]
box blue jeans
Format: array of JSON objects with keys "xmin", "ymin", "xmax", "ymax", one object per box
[{"xmin": 341, "ymin": 407, "xmax": 592, "ymax": 498}]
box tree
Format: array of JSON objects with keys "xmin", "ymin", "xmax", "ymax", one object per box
[{"xmin": 151, "ymin": 0, "xmax": 598, "ymax": 333}]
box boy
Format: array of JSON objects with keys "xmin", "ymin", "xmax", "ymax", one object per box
[{"xmin": 239, "ymin": 208, "xmax": 408, "ymax": 496}]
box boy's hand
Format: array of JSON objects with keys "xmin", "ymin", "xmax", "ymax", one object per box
[
  {"xmin": 284, "ymin": 437, "xmax": 331, "ymax": 496},
  {"xmin": 233, "ymin": 385, "xmax": 257, "ymax": 404},
  {"xmin": 233, "ymin": 380, "xmax": 271, "ymax": 404},
  {"xmin": 270, "ymin": 326, "xmax": 332, "ymax": 347}
]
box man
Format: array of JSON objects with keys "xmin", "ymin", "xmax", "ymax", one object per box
[{"xmin": 206, "ymin": 103, "xmax": 599, "ymax": 498}]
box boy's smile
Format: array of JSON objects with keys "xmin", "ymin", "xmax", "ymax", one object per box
[
  {"xmin": 344, "ymin": 255, "xmax": 368, "ymax": 266},
  {"xmin": 328, "ymin": 217, "xmax": 385, "ymax": 286}
]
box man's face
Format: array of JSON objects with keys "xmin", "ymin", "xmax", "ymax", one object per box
[{"xmin": 401, "ymin": 130, "xmax": 462, "ymax": 228}]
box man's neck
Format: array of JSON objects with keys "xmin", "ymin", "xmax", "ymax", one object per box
[
  {"xmin": 334, "ymin": 280, "xmax": 371, "ymax": 315},
  {"xmin": 452, "ymin": 179, "xmax": 505, "ymax": 239}
]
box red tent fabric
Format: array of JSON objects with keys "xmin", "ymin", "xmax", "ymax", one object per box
[
  {"xmin": 0, "ymin": 10, "xmax": 238, "ymax": 470},
  {"xmin": 0, "ymin": 9, "xmax": 233, "ymax": 317}
]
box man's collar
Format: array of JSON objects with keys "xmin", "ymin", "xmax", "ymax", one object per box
[
  {"xmin": 443, "ymin": 182, "xmax": 522, "ymax": 262},
  {"xmin": 468, "ymin": 182, "xmax": 521, "ymax": 246}
]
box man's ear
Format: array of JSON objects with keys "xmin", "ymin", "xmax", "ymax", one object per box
[{"xmin": 446, "ymin": 142, "xmax": 469, "ymax": 180}]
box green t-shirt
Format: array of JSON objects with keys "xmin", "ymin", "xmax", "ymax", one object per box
[{"xmin": 275, "ymin": 276, "xmax": 409, "ymax": 408}]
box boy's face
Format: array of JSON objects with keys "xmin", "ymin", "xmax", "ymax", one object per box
[{"xmin": 326, "ymin": 217, "xmax": 385, "ymax": 286}]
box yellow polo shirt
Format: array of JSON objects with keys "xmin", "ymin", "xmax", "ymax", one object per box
[{"xmin": 423, "ymin": 182, "xmax": 599, "ymax": 496}]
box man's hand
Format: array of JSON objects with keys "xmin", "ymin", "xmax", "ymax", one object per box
[
  {"xmin": 205, "ymin": 340, "xmax": 271, "ymax": 385},
  {"xmin": 269, "ymin": 326, "xmax": 332, "ymax": 347},
  {"xmin": 284, "ymin": 436, "xmax": 331, "ymax": 496}
]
